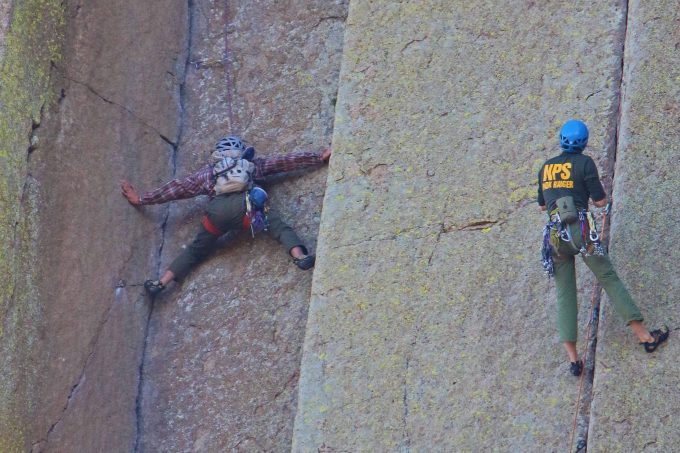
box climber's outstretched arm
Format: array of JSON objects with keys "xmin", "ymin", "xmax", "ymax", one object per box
[
  {"xmin": 252, "ymin": 147, "xmax": 331, "ymax": 179},
  {"xmin": 120, "ymin": 165, "xmax": 214, "ymax": 206}
]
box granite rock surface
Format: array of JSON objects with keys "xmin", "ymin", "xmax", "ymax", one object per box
[
  {"xmin": 1, "ymin": 0, "xmax": 186, "ymax": 450},
  {"xmin": 3, "ymin": 0, "xmax": 680, "ymax": 452},
  {"xmin": 293, "ymin": 1, "xmax": 633, "ymax": 451},
  {"xmin": 588, "ymin": 1, "xmax": 680, "ymax": 451},
  {"xmin": 136, "ymin": 1, "xmax": 347, "ymax": 451}
]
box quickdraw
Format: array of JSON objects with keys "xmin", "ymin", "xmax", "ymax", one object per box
[
  {"xmin": 578, "ymin": 211, "xmax": 606, "ymax": 256},
  {"xmin": 541, "ymin": 223, "xmax": 556, "ymax": 277},
  {"xmin": 541, "ymin": 212, "xmax": 564, "ymax": 277}
]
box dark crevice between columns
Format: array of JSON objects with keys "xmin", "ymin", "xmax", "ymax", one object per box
[
  {"xmin": 574, "ymin": 1, "xmax": 631, "ymax": 451},
  {"xmin": 401, "ymin": 356, "xmax": 412, "ymax": 453},
  {"xmin": 133, "ymin": 1, "xmax": 194, "ymax": 451}
]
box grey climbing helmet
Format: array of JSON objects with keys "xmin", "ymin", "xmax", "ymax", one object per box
[{"xmin": 216, "ymin": 135, "xmax": 245, "ymax": 153}]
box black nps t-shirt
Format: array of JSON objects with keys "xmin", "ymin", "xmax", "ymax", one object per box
[{"xmin": 537, "ymin": 152, "xmax": 606, "ymax": 211}]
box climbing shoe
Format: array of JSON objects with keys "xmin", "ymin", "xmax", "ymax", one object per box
[
  {"xmin": 570, "ymin": 360, "xmax": 583, "ymax": 377},
  {"xmin": 641, "ymin": 325, "xmax": 670, "ymax": 353},
  {"xmin": 293, "ymin": 254, "xmax": 316, "ymax": 270},
  {"xmin": 144, "ymin": 279, "xmax": 165, "ymax": 297}
]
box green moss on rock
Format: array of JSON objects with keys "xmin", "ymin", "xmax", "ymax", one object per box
[{"xmin": 0, "ymin": 0, "xmax": 64, "ymax": 449}]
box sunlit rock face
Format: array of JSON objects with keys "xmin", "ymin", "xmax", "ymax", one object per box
[
  {"xmin": 2, "ymin": 1, "xmax": 680, "ymax": 452},
  {"xmin": 136, "ymin": 1, "xmax": 347, "ymax": 451},
  {"xmin": 1, "ymin": 0, "xmax": 347, "ymax": 451},
  {"xmin": 293, "ymin": 1, "xmax": 680, "ymax": 452}
]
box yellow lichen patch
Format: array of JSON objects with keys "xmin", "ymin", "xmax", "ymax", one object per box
[{"xmin": 0, "ymin": 0, "xmax": 65, "ymax": 446}]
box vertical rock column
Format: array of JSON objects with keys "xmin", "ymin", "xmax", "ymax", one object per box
[
  {"xmin": 588, "ymin": 1, "xmax": 680, "ymax": 451},
  {"xmin": 136, "ymin": 1, "xmax": 348, "ymax": 451},
  {"xmin": 0, "ymin": 1, "xmax": 64, "ymax": 450},
  {"xmin": 294, "ymin": 1, "xmax": 629, "ymax": 451},
  {"xmin": 7, "ymin": 0, "xmax": 188, "ymax": 451}
]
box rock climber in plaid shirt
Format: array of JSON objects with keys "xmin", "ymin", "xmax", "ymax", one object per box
[{"xmin": 120, "ymin": 135, "xmax": 331, "ymax": 297}]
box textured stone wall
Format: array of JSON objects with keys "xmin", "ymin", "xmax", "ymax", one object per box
[
  {"xmin": 0, "ymin": 1, "xmax": 13, "ymax": 63},
  {"xmin": 0, "ymin": 1, "xmax": 64, "ymax": 450},
  {"xmin": 294, "ymin": 1, "xmax": 632, "ymax": 451},
  {"xmin": 3, "ymin": 0, "xmax": 679, "ymax": 451},
  {"xmin": 4, "ymin": 0, "xmax": 187, "ymax": 451},
  {"xmin": 136, "ymin": 1, "xmax": 348, "ymax": 451},
  {"xmin": 588, "ymin": 1, "xmax": 680, "ymax": 451},
  {"xmin": 1, "ymin": 0, "xmax": 347, "ymax": 451}
]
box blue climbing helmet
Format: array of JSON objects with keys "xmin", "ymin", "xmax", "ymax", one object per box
[
  {"xmin": 249, "ymin": 186, "xmax": 268, "ymax": 210},
  {"xmin": 559, "ymin": 120, "xmax": 589, "ymax": 153}
]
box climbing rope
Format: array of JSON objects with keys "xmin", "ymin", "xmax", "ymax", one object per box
[
  {"xmin": 222, "ymin": 0, "xmax": 236, "ymax": 131},
  {"xmin": 568, "ymin": 200, "xmax": 611, "ymax": 452}
]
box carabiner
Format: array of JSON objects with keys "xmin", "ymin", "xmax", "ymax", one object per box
[{"xmin": 560, "ymin": 227, "xmax": 572, "ymax": 242}]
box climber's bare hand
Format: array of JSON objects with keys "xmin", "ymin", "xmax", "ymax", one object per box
[{"xmin": 121, "ymin": 180, "xmax": 142, "ymax": 205}]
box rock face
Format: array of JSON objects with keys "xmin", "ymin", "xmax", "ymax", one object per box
[
  {"xmin": 29, "ymin": 0, "xmax": 188, "ymax": 449},
  {"xmin": 2, "ymin": 0, "xmax": 680, "ymax": 452},
  {"xmin": 135, "ymin": 1, "xmax": 347, "ymax": 452},
  {"xmin": 2, "ymin": 0, "xmax": 186, "ymax": 451},
  {"xmin": 0, "ymin": 2, "xmax": 12, "ymax": 63},
  {"xmin": 0, "ymin": 1, "xmax": 66, "ymax": 451},
  {"xmin": 588, "ymin": 1, "xmax": 680, "ymax": 451},
  {"xmin": 1, "ymin": 0, "xmax": 347, "ymax": 451},
  {"xmin": 292, "ymin": 1, "xmax": 676, "ymax": 451}
]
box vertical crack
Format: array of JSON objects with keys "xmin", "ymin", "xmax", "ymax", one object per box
[
  {"xmin": 42, "ymin": 298, "xmax": 118, "ymax": 446},
  {"xmin": 575, "ymin": 2, "xmax": 630, "ymax": 451},
  {"xmin": 133, "ymin": 0, "xmax": 193, "ymax": 450},
  {"xmin": 401, "ymin": 356, "xmax": 412, "ymax": 452}
]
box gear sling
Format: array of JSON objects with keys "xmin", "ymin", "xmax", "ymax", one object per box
[{"xmin": 541, "ymin": 196, "xmax": 605, "ymax": 277}]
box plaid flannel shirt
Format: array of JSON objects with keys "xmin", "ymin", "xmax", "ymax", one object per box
[{"xmin": 139, "ymin": 151, "xmax": 324, "ymax": 205}]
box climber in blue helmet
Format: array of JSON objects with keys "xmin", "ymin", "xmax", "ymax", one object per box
[
  {"xmin": 537, "ymin": 119, "xmax": 669, "ymax": 377},
  {"xmin": 121, "ymin": 134, "xmax": 331, "ymax": 297},
  {"xmin": 559, "ymin": 119, "xmax": 590, "ymax": 153}
]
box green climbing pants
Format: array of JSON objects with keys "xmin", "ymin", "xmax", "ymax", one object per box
[
  {"xmin": 168, "ymin": 192, "xmax": 306, "ymax": 280},
  {"xmin": 553, "ymin": 221, "xmax": 643, "ymax": 343}
]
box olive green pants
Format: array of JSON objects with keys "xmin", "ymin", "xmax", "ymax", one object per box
[
  {"xmin": 553, "ymin": 221, "xmax": 643, "ymax": 342},
  {"xmin": 168, "ymin": 192, "xmax": 306, "ymax": 280}
]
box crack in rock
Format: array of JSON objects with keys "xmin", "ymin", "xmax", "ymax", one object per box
[
  {"xmin": 401, "ymin": 35, "xmax": 428, "ymax": 53},
  {"xmin": 42, "ymin": 295, "xmax": 118, "ymax": 447},
  {"xmin": 134, "ymin": 0, "xmax": 192, "ymax": 449},
  {"xmin": 53, "ymin": 64, "xmax": 177, "ymax": 146},
  {"xmin": 311, "ymin": 15, "xmax": 347, "ymax": 31},
  {"xmin": 454, "ymin": 220, "xmax": 500, "ymax": 231},
  {"xmin": 401, "ymin": 356, "xmax": 412, "ymax": 452}
]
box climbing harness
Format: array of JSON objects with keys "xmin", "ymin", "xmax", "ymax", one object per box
[
  {"xmin": 541, "ymin": 210, "xmax": 576, "ymax": 277},
  {"xmin": 541, "ymin": 222, "xmax": 557, "ymax": 277},
  {"xmin": 202, "ymin": 214, "xmax": 224, "ymax": 236},
  {"xmin": 541, "ymin": 206, "xmax": 607, "ymax": 278}
]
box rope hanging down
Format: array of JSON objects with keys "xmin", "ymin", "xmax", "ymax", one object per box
[
  {"xmin": 568, "ymin": 199, "xmax": 612, "ymax": 453},
  {"xmin": 222, "ymin": 0, "xmax": 235, "ymax": 130}
]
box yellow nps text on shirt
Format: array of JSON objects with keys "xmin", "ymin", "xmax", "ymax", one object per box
[{"xmin": 542, "ymin": 162, "xmax": 573, "ymax": 190}]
